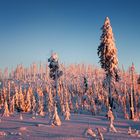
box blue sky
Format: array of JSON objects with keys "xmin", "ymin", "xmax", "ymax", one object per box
[{"xmin": 0, "ymin": 0, "xmax": 140, "ymax": 72}]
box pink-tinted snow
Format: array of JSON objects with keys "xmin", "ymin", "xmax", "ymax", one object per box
[{"xmin": 0, "ymin": 113, "xmax": 140, "ymax": 140}]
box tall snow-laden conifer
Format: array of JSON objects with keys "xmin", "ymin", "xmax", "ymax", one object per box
[{"xmin": 97, "ymin": 17, "xmax": 119, "ymax": 108}]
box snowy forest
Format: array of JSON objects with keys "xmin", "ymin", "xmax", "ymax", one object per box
[{"xmin": 0, "ymin": 17, "xmax": 140, "ymax": 140}]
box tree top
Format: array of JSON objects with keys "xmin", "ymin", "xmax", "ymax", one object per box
[{"xmin": 104, "ymin": 17, "xmax": 110, "ymax": 25}]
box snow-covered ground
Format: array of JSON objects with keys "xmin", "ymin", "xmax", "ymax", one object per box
[{"xmin": 0, "ymin": 113, "xmax": 140, "ymax": 140}]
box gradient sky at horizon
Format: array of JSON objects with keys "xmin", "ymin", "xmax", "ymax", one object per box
[{"xmin": 0, "ymin": 0, "xmax": 140, "ymax": 72}]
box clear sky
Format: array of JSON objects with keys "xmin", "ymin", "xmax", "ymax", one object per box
[{"xmin": 0, "ymin": 0, "xmax": 140, "ymax": 72}]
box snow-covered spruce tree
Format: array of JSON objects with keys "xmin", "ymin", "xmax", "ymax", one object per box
[
  {"xmin": 58, "ymin": 84, "xmax": 64, "ymax": 115},
  {"xmin": 10, "ymin": 96, "xmax": 15, "ymax": 114},
  {"xmin": 38, "ymin": 98, "xmax": 45, "ymax": 116},
  {"xmin": 97, "ymin": 17, "xmax": 119, "ymax": 108},
  {"xmin": 90, "ymin": 98, "xmax": 97, "ymax": 115},
  {"xmin": 64, "ymin": 88, "xmax": 70, "ymax": 120},
  {"xmin": 24, "ymin": 90, "xmax": 31, "ymax": 112},
  {"xmin": 17, "ymin": 88, "xmax": 25, "ymax": 120},
  {"xmin": 107, "ymin": 107, "xmax": 117, "ymax": 132},
  {"xmin": 129, "ymin": 63, "xmax": 136, "ymax": 120},
  {"xmin": 50, "ymin": 104, "xmax": 61, "ymax": 126},
  {"xmin": 37, "ymin": 87, "xmax": 45, "ymax": 116},
  {"xmin": 47, "ymin": 87, "xmax": 54, "ymax": 118},
  {"xmin": 2, "ymin": 100, "xmax": 10, "ymax": 117},
  {"xmin": 64, "ymin": 101, "xmax": 70, "ymax": 120},
  {"xmin": 43, "ymin": 87, "xmax": 48, "ymax": 113},
  {"xmin": 18, "ymin": 88, "xmax": 25, "ymax": 111},
  {"xmin": 48, "ymin": 52, "xmax": 63, "ymax": 109},
  {"xmin": 0, "ymin": 89, "xmax": 4, "ymax": 110},
  {"xmin": 32, "ymin": 63, "xmax": 37, "ymax": 82},
  {"xmin": 48, "ymin": 53, "xmax": 63, "ymax": 124},
  {"xmin": 31, "ymin": 94, "xmax": 37, "ymax": 116},
  {"xmin": 14, "ymin": 89, "xmax": 19, "ymax": 109}
]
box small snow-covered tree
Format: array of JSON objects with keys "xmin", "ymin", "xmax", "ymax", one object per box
[
  {"xmin": 129, "ymin": 63, "xmax": 136, "ymax": 120},
  {"xmin": 63, "ymin": 87, "xmax": 71, "ymax": 120},
  {"xmin": 90, "ymin": 98, "xmax": 97, "ymax": 115},
  {"xmin": 48, "ymin": 88, "xmax": 54, "ymax": 118},
  {"xmin": 97, "ymin": 128, "xmax": 104, "ymax": 140},
  {"xmin": 50, "ymin": 104, "xmax": 61, "ymax": 126},
  {"xmin": 14, "ymin": 89, "xmax": 19, "ymax": 109},
  {"xmin": 97, "ymin": 17, "xmax": 119, "ymax": 108},
  {"xmin": 10, "ymin": 96, "xmax": 15, "ymax": 114},
  {"xmin": 32, "ymin": 63, "xmax": 37, "ymax": 82},
  {"xmin": 107, "ymin": 107, "xmax": 117, "ymax": 133},
  {"xmin": 31, "ymin": 94, "xmax": 37, "ymax": 115},
  {"xmin": 128, "ymin": 126, "xmax": 132, "ymax": 135},
  {"xmin": 38, "ymin": 99, "xmax": 45, "ymax": 116},
  {"xmin": 43, "ymin": 88, "xmax": 48, "ymax": 113},
  {"xmin": 64, "ymin": 102, "xmax": 70, "ymax": 120},
  {"xmin": 2, "ymin": 100, "xmax": 10, "ymax": 117},
  {"xmin": 24, "ymin": 90, "xmax": 31, "ymax": 112},
  {"xmin": 18, "ymin": 88, "xmax": 25, "ymax": 111}
]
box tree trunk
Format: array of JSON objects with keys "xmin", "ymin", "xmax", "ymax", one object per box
[
  {"xmin": 132, "ymin": 77, "xmax": 137, "ymax": 116},
  {"xmin": 55, "ymin": 70, "xmax": 60, "ymax": 112},
  {"xmin": 124, "ymin": 82, "xmax": 128, "ymax": 119},
  {"xmin": 108, "ymin": 75, "xmax": 112, "ymax": 108},
  {"xmin": 55, "ymin": 71, "xmax": 58, "ymax": 100},
  {"xmin": 130, "ymin": 86, "xmax": 134, "ymax": 120}
]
